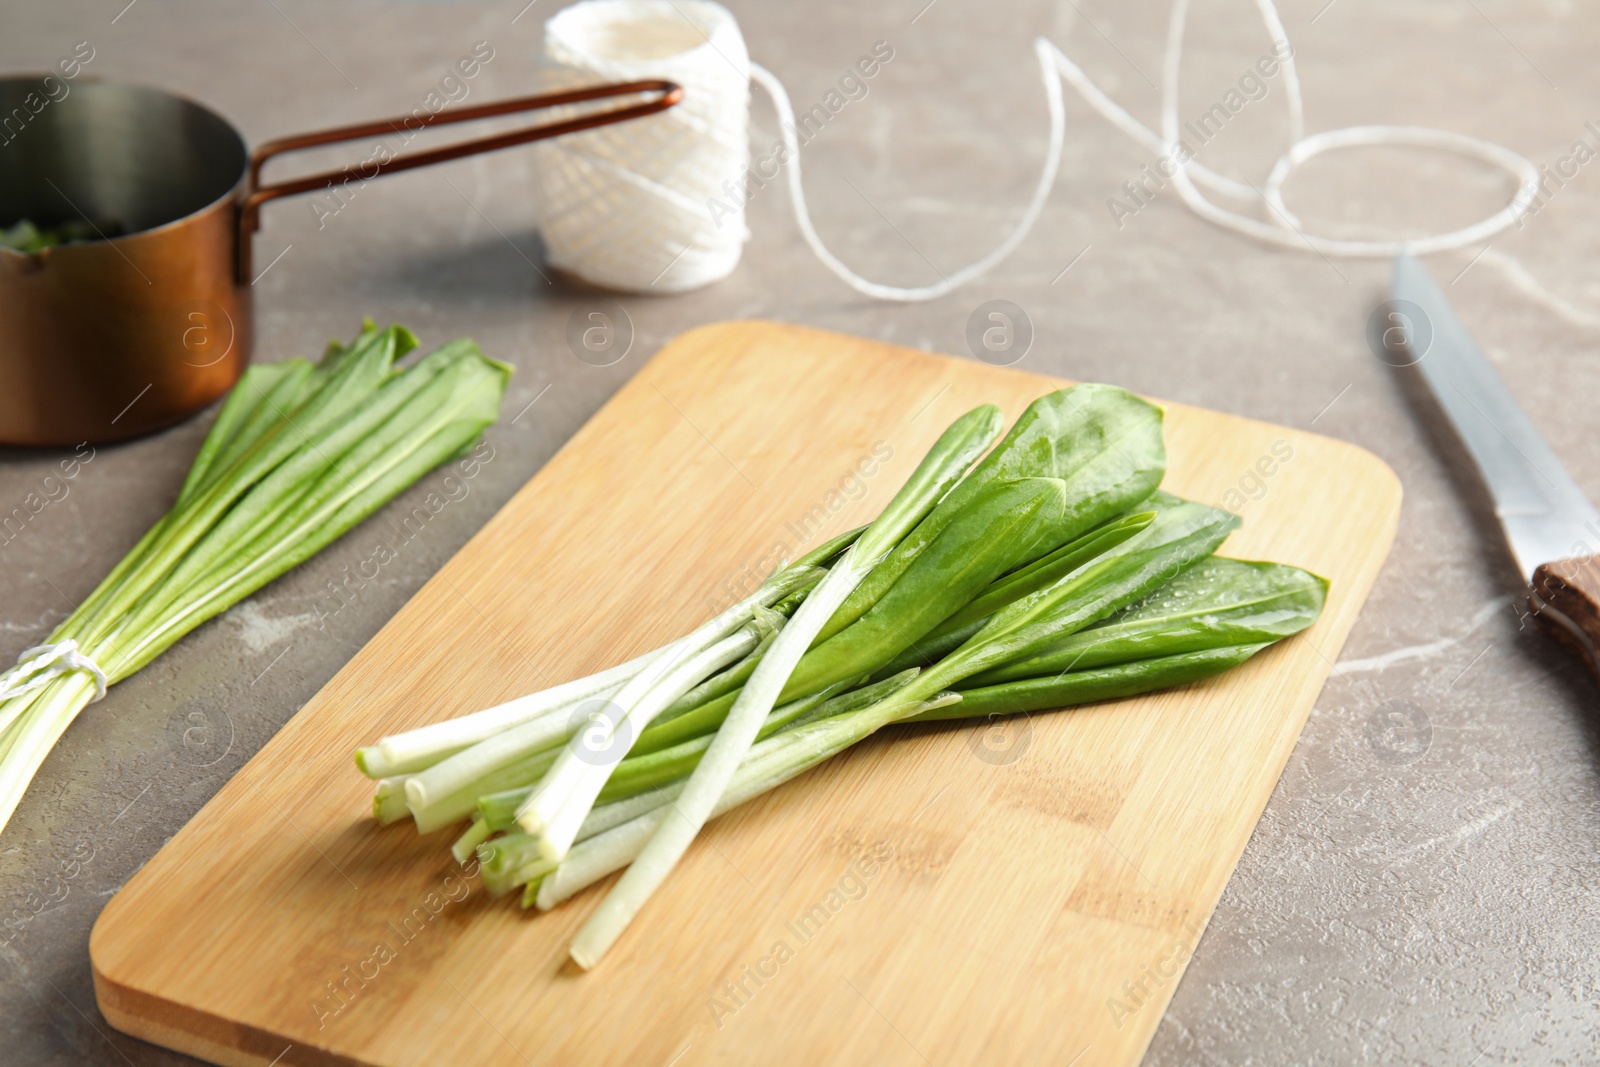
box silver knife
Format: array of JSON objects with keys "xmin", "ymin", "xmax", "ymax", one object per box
[{"xmin": 1391, "ymin": 254, "xmax": 1600, "ymax": 678}]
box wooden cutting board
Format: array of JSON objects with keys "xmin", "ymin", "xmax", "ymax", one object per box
[{"xmin": 91, "ymin": 321, "xmax": 1400, "ymax": 1067}]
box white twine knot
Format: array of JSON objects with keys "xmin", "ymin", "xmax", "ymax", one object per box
[{"xmin": 0, "ymin": 640, "xmax": 108, "ymax": 704}]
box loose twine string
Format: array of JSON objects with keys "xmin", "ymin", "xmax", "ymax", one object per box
[{"xmin": 534, "ymin": 0, "xmax": 1541, "ymax": 298}]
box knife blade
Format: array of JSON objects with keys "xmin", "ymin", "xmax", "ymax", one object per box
[{"xmin": 1391, "ymin": 253, "xmax": 1600, "ymax": 676}]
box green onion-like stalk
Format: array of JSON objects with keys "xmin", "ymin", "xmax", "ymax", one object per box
[
  {"xmin": 547, "ymin": 686, "xmax": 960, "ymax": 914},
  {"xmin": 563, "ymin": 405, "xmax": 1006, "ymax": 968}
]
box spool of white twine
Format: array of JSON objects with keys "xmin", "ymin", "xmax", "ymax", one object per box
[
  {"xmin": 533, "ymin": 0, "xmax": 1540, "ymax": 300},
  {"xmin": 534, "ymin": 0, "xmax": 749, "ymax": 293}
]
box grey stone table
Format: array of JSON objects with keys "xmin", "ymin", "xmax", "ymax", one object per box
[{"xmin": 3, "ymin": 1, "xmax": 1598, "ymax": 1063}]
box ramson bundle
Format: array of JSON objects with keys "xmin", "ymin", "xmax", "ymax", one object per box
[
  {"xmin": 355, "ymin": 384, "xmax": 1324, "ymax": 968},
  {"xmin": 0, "ymin": 322, "xmax": 509, "ymax": 834}
]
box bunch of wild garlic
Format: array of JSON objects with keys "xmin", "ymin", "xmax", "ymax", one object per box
[
  {"xmin": 0, "ymin": 322, "xmax": 509, "ymax": 834},
  {"xmin": 358, "ymin": 385, "xmax": 1325, "ymax": 968}
]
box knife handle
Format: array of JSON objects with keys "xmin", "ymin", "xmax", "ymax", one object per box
[{"xmin": 1530, "ymin": 557, "xmax": 1600, "ymax": 680}]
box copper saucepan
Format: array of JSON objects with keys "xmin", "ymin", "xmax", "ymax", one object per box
[{"xmin": 0, "ymin": 76, "xmax": 682, "ymax": 446}]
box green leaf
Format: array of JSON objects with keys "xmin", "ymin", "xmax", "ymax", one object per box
[
  {"xmin": 867, "ymin": 507, "xmax": 1157, "ymax": 677},
  {"xmin": 71, "ymin": 326, "xmax": 407, "ymax": 651},
  {"xmin": 818, "ymin": 384, "xmax": 1165, "ymax": 641},
  {"xmin": 110, "ymin": 348, "xmax": 509, "ymax": 677},
  {"xmin": 908, "ymin": 499, "xmax": 1242, "ymax": 696},
  {"xmin": 909, "ymin": 644, "xmax": 1271, "ymax": 721},
  {"xmin": 176, "ymin": 360, "xmax": 307, "ymax": 508},
  {"xmin": 853, "ymin": 404, "xmax": 1003, "ymax": 562},
  {"xmin": 964, "ymin": 557, "xmax": 1327, "ymax": 684},
  {"xmin": 781, "ymin": 476, "xmax": 1070, "ymax": 697}
]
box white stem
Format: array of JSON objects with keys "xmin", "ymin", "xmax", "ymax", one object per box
[
  {"xmin": 373, "ymin": 776, "xmax": 412, "ymax": 824},
  {"xmin": 476, "ymin": 676, "xmax": 843, "ymax": 835},
  {"xmin": 407, "ymin": 581, "xmax": 780, "ymax": 814},
  {"xmin": 451, "ymin": 816, "xmax": 492, "ymax": 863},
  {"xmin": 536, "ymin": 689, "xmax": 953, "ymax": 910},
  {"xmin": 362, "ymin": 646, "xmax": 667, "ymax": 778},
  {"xmin": 537, "ymin": 810, "xmax": 663, "ymax": 908},
  {"xmin": 490, "ymin": 856, "xmax": 558, "ymax": 899},
  {"xmin": 506, "ymin": 573, "xmax": 807, "ymax": 846},
  {"xmin": 403, "ymin": 691, "xmax": 598, "ymax": 811},
  {"xmin": 0, "ymin": 674, "xmax": 95, "ymax": 835},
  {"xmin": 519, "ymin": 627, "xmax": 758, "ymax": 861},
  {"xmin": 566, "ymin": 550, "xmax": 869, "ymax": 968},
  {"xmin": 506, "ymin": 857, "xmax": 560, "ymax": 898},
  {"xmin": 578, "ymin": 783, "xmax": 684, "ymax": 840},
  {"xmin": 0, "ymin": 687, "xmax": 50, "ymax": 744}
]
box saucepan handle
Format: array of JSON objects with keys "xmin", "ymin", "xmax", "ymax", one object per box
[{"xmin": 236, "ymin": 79, "xmax": 682, "ymax": 281}]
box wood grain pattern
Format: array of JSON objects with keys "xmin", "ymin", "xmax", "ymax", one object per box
[{"xmin": 90, "ymin": 321, "xmax": 1401, "ymax": 1067}]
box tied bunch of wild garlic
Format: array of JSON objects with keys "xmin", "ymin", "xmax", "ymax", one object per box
[{"xmin": 0, "ymin": 322, "xmax": 509, "ymax": 835}]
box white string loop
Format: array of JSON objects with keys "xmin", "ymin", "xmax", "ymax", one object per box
[
  {"xmin": 1155, "ymin": 0, "xmax": 1540, "ymax": 258},
  {"xmin": 749, "ymin": 0, "xmax": 1541, "ymax": 300},
  {"xmin": 0, "ymin": 640, "xmax": 108, "ymax": 704},
  {"xmin": 751, "ymin": 47, "xmax": 1064, "ymax": 304}
]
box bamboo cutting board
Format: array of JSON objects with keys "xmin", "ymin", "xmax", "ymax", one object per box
[{"xmin": 91, "ymin": 321, "xmax": 1400, "ymax": 1067}]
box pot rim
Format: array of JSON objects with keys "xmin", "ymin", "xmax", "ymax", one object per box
[{"xmin": 0, "ymin": 74, "xmax": 251, "ymax": 253}]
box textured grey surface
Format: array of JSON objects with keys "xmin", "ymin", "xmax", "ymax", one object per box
[{"xmin": 2, "ymin": 0, "xmax": 1599, "ymax": 1064}]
